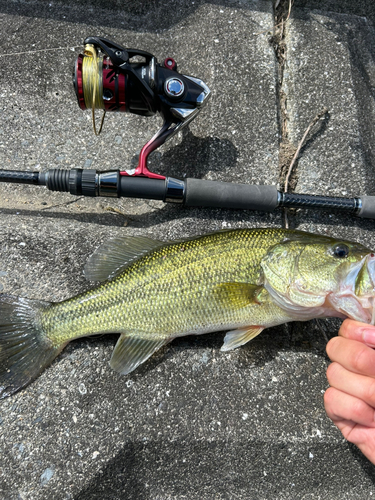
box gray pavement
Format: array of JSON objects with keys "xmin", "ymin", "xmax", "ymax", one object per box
[{"xmin": 0, "ymin": 0, "xmax": 375, "ymax": 499}]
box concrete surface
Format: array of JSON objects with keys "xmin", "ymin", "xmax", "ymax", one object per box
[
  {"xmin": 0, "ymin": 0, "xmax": 374, "ymax": 499},
  {"xmin": 282, "ymin": 8, "xmax": 375, "ymax": 245}
]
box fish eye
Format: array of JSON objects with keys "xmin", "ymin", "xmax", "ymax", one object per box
[{"xmin": 332, "ymin": 243, "xmax": 350, "ymax": 258}]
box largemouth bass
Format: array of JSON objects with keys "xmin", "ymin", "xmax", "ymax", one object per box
[{"xmin": 0, "ymin": 228, "xmax": 374, "ymax": 398}]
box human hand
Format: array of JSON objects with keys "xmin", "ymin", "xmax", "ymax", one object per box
[{"xmin": 325, "ymin": 319, "xmax": 375, "ymax": 464}]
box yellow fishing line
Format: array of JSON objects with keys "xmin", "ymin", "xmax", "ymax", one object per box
[{"xmin": 82, "ymin": 44, "xmax": 106, "ymax": 135}]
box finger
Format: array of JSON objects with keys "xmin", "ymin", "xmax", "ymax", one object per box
[
  {"xmin": 326, "ymin": 337, "xmax": 375, "ymax": 377},
  {"xmin": 339, "ymin": 319, "xmax": 375, "ymax": 348},
  {"xmin": 324, "ymin": 387, "xmax": 375, "ymax": 428},
  {"xmin": 327, "ymin": 362, "xmax": 375, "ymax": 408}
]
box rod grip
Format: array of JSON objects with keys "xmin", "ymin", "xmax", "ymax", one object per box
[
  {"xmin": 184, "ymin": 178, "xmax": 279, "ymax": 211},
  {"xmin": 358, "ymin": 196, "xmax": 375, "ymax": 219}
]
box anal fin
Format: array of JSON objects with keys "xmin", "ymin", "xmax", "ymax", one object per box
[
  {"xmin": 110, "ymin": 334, "xmax": 168, "ymax": 375},
  {"xmin": 221, "ymin": 326, "xmax": 264, "ymax": 352}
]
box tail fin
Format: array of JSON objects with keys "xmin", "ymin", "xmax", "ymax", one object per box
[{"xmin": 0, "ymin": 294, "xmax": 64, "ymax": 398}]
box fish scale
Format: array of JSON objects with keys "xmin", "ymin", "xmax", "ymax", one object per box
[
  {"xmin": 0, "ymin": 227, "xmax": 374, "ymax": 398},
  {"xmin": 41, "ymin": 229, "xmax": 286, "ymax": 343}
]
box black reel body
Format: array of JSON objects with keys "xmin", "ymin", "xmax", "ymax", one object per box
[{"xmin": 73, "ymin": 37, "xmax": 210, "ymax": 177}]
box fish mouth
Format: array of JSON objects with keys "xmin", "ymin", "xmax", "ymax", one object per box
[
  {"xmin": 328, "ymin": 254, "xmax": 375, "ymax": 324},
  {"xmin": 327, "ymin": 292, "xmax": 374, "ymax": 324}
]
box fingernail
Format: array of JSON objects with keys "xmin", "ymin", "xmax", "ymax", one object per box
[{"xmin": 362, "ymin": 328, "xmax": 375, "ymax": 347}]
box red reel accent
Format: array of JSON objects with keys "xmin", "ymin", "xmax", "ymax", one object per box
[
  {"xmin": 119, "ymin": 123, "xmax": 176, "ymax": 180},
  {"xmin": 164, "ymin": 57, "xmax": 177, "ymax": 71},
  {"xmin": 101, "ymin": 57, "xmax": 127, "ymax": 112},
  {"xmin": 119, "ymin": 139, "xmax": 166, "ymax": 179},
  {"xmin": 74, "ymin": 55, "xmax": 86, "ymax": 110}
]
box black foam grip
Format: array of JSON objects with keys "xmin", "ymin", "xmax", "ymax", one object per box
[
  {"xmin": 358, "ymin": 196, "xmax": 375, "ymax": 219},
  {"xmin": 184, "ymin": 179, "xmax": 279, "ymax": 211}
]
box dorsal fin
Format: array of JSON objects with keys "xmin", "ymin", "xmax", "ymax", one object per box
[{"xmin": 84, "ymin": 236, "xmax": 167, "ymax": 282}]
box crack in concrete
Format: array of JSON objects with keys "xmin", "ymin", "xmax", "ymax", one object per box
[{"xmin": 271, "ymin": 0, "xmax": 298, "ymax": 192}]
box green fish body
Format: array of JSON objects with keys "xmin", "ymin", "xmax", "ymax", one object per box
[{"xmin": 0, "ymin": 228, "xmax": 374, "ymax": 398}]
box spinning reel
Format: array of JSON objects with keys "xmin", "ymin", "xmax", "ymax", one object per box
[{"xmin": 73, "ymin": 36, "xmax": 211, "ymax": 179}]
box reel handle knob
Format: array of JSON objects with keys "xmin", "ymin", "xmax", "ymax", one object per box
[{"xmin": 164, "ymin": 58, "xmax": 177, "ymax": 71}]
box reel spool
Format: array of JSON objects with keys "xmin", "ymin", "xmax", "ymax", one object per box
[{"xmin": 73, "ymin": 37, "xmax": 211, "ymax": 179}]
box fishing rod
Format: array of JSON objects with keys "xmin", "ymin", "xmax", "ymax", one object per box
[
  {"xmin": 1, "ymin": 167, "xmax": 374, "ymax": 218},
  {"xmin": 0, "ymin": 36, "xmax": 374, "ymax": 219}
]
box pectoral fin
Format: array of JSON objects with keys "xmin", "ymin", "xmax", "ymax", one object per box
[
  {"xmin": 110, "ymin": 334, "xmax": 169, "ymax": 375},
  {"xmin": 215, "ymin": 283, "xmax": 264, "ymax": 309},
  {"xmin": 221, "ymin": 326, "xmax": 264, "ymax": 351}
]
